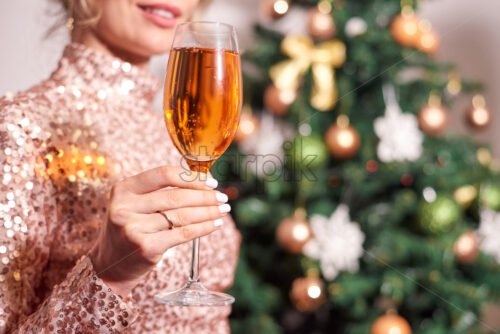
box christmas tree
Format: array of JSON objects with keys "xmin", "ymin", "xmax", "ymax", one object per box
[{"xmin": 212, "ymin": 0, "xmax": 500, "ymax": 333}]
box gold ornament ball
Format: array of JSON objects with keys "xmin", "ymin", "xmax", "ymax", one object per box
[
  {"xmin": 307, "ymin": 5, "xmax": 336, "ymax": 40},
  {"xmin": 390, "ymin": 12, "xmax": 421, "ymax": 47},
  {"xmin": 235, "ymin": 112, "xmax": 259, "ymax": 143},
  {"xmin": 276, "ymin": 216, "xmax": 313, "ymax": 253},
  {"xmin": 454, "ymin": 230, "xmax": 480, "ymax": 264},
  {"xmin": 453, "ymin": 185, "xmax": 477, "ymax": 208},
  {"xmin": 260, "ymin": 0, "xmax": 290, "ymax": 19},
  {"xmin": 290, "ymin": 277, "xmax": 326, "ymax": 312},
  {"xmin": 418, "ymin": 103, "xmax": 449, "ymax": 136},
  {"xmin": 325, "ymin": 122, "xmax": 361, "ymax": 159},
  {"xmin": 371, "ymin": 314, "xmax": 412, "ymax": 334},
  {"xmin": 264, "ymin": 84, "xmax": 296, "ymax": 116},
  {"xmin": 417, "ymin": 30, "xmax": 440, "ymax": 54}
]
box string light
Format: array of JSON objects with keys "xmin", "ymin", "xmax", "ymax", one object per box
[
  {"xmin": 447, "ymin": 72, "xmax": 462, "ymax": 95},
  {"xmin": 477, "ymin": 148, "xmax": 492, "ymax": 166},
  {"xmin": 273, "ymin": 0, "xmax": 289, "ymax": 15},
  {"xmin": 317, "ymin": 0, "xmax": 332, "ymax": 14},
  {"xmin": 292, "ymin": 223, "xmax": 312, "ymax": 242},
  {"xmin": 423, "ymin": 187, "xmax": 437, "ymax": 202},
  {"xmin": 307, "ymin": 284, "xmax": 322, "ymax": 299}
]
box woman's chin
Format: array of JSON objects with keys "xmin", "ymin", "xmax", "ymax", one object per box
[
  {"xmin": 134, "ymin": 33, "xmax": 175, "ymax": 56},
  {"xmin": 113, "ymin": 39, "xmax": 172, "ymax": 59},
  {"xmin": 137, "ymin": 45, "xmax": 172, "ymax": 57}
]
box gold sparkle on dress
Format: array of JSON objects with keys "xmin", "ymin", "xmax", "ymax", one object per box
[{"xmin": 0, "ymin": 43, "xmax": 240, "ymax": 333}]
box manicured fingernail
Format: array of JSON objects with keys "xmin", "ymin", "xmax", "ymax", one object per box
[
  {"xmin": 216, "ymin": 192, "xmax": 228, "ymax": 203},
  {"xmin": 219, "ymin": 203, "xmax": 231, "ymax": 213},
  {"xmin": 206, "ymin": 178, "xmax": 218, "ymax": 189},
  {"xmin": 214, "ymin": 218, "xmax": 224, "ymax": 227}
]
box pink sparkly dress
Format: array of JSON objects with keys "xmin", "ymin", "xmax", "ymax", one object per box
[{"xmin": 0, "ymin": 43, "xmax": 241, "ymax": 333}]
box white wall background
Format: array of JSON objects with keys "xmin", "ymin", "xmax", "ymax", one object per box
[
  {"xmin": 0, "ymin": 1, "xmax": 67, "ymax": 95},
  {"xmin": 1, "ymin": 0, "xmax": 499, "ymax": 154}
]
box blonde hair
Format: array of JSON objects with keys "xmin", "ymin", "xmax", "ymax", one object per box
[{"xmin": 58, "ymin": 0, "xmax": 102, "ymax": 27}]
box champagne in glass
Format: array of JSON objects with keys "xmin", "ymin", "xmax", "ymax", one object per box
[
  {"xmin": 165, "ymin": 47, "xmax": 241, "ymax": 173},
  {"xmin": 154, "ymin": 22, "xmax": 242, "ymax": 306}
]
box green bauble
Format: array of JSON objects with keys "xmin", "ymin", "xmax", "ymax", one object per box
[
  {"xmin": 235, "ymin": 197, "xmax": 271, "ymax": 226},
  {"xmin": 285, "ymin": 135, "xmax": 328, "ymax": 170},
  {"xmin": 418, "ymin": 195, "xmax": 461, "ymax": 234},
  {"xmin": 480, "ymin": 184, "xmax": 500, "ymax": 211}
]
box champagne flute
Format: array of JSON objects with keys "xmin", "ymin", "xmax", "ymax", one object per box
[{"xmin": 154, "ymin": 22, "xmax": 242, "ymax": 306}]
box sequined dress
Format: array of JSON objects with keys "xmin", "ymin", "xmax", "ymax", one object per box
[{"xmin": 0, "ymin": 43, "xmax": 241, "ymax": 333}]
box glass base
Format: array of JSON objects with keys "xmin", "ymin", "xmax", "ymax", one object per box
[{"xmin": 154, "ymin": 280, "xmax": 235, "ymax": 306}]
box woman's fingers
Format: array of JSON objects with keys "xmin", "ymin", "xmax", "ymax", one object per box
[
  {"xmin": 132, "ymin": 204, "xmax": 231, "ymax": 233},
  {"xmin": 146, "ymin": 220, "xmax": 223, "ymax": 252},
  {"xmin": 132, "ymin": 188, "xmax": 228, "ymax": 213},
  {"xmin": 120, "ymin": 165, "xmax": 218, "ymax": 194},
  {"xmin": 161, "ymin": 205, "xmax": 230, "ymax": 228}
]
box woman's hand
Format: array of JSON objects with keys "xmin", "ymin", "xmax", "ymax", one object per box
[{"xmin": 89, "ymin": 165, "xmax": 230, "ymax": 297}]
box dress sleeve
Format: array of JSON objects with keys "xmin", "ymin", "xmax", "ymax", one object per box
[{"xmin": 0, "ymin": 102, "xmax": 139, "ymax": 333}]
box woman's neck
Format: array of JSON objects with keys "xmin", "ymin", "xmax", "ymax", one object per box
[{"xmin": 72, "ymin": 29, "xmax": 150, "ymax": 71}]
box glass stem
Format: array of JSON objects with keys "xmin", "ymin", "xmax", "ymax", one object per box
[
  {"xmin": 187, "ymin": 164, "xmax": 211, "ymax": 284},
  {"xmin": 189, "ymin": 238, "xmax": 200, "ymax": 282}
]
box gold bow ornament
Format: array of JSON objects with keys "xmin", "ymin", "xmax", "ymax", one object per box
[{"xmin": 269, "ymin": 35, "xmax": 346, "ymax": 111}]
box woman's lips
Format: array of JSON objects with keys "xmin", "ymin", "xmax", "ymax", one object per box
[{"xmin": 138, "ymin": 3, "xmax": 182, "ymax": 28}]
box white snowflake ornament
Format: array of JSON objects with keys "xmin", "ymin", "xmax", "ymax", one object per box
[
  {"xmin": 239, "ymin": 113, "xmax": 294, "ymax": 178},
  {"xmin": 477, "ymin": 208, "xmax": 500, "ymax": 263},
  {"xmin": 303, "ymin": 204, "xmax": 365, "ymax": 280},
  {"xmin": 374, "ymin": 84, "xmax": 423, "ymax": 162}
]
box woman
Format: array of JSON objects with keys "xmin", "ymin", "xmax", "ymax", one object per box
[{"xmin": 0, "ymin": 0, "xmax": 240, "ymax": 332}]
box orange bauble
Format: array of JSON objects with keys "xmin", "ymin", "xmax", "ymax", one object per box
[
  {"xmin": 371, "ymin": 314, "xmax": 412, "ymax": 334},
  {"xmin": 466, "ymin": 95, "xmax": 491, "ymax": 129},
  {"xmin": 466, "ymin": 106, "xmax": 491, "ymax": 129},
  {"xmin": 454, "ymin": 230, "xmax": 480, "ymax": 264},
  {"xmin": 325, "ymin": 119, "xmax": 361, "ymax": 159},
  {"xmin": 276, "ymin": 216, "xmax": 312, "ymax": 253},
  {"xmin": 290, "ymin": 277, "xmax": 326, "ymax": 312},
  {"xmin": 264, "ymin": 84, "xmax": 297, "ymax": 116},
  {"xmin": 307, "ymin": 5, "xmax": 336, "ymax": 40},
  {"xmin": 235, "ymin": 111, "xmax": 259, "ymax": 143},
  {"xmin": 418, "ymin": 103, "xmax": 449, "ymax": 136},
  {"xmin": 390, "ymin": 11, "xmax": 421, "ymax": 47},
  {"xmin": 417, "ymin": 30, "xmax": 440, "ymax": 54}
]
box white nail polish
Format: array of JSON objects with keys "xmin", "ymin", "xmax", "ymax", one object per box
[
  {"xmin": 219, "ymin": 203, "xmax": 231, "ymax": 213},
  {"xmin": 214, "ymin": 218, "xmax": 224, "ymax": 227},
  {"xmin": 216, "ymin": 192, "xmax": 228, "ymax": 203},
  {"xmin": 206, "ymin": 178, "xmax": 218, "ymax": 189}
]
